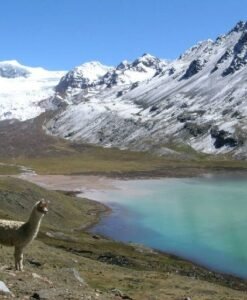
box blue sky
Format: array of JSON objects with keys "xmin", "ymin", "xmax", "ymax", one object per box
[{"xmin": 0, "ymin": 0, "xmax": 246, "ymax": 70}]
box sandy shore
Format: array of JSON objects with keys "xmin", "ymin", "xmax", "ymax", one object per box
[{"xmin": 18, "ymin": 174, "xmax": 116, "ymax": 192}]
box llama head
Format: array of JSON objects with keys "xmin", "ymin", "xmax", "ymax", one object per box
[{"xmin": 36, "ymin": 199, "xmax": 49, "ymax": 215}]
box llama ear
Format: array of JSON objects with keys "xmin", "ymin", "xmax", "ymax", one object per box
[{"xmin": 39, "ymin": 199, "xmax": 47, "ymax": 206}]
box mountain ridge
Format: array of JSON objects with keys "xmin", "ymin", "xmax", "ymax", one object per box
[
  {"xmin": 1, "ymin": 21, "xmax": 247, "ymax": 158},
  {"xmin": 45, "ymin": 20, "xmax": 247, "ymax": 158}
]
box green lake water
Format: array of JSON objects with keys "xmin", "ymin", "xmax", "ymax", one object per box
[{"xmin": 89, "ymin": 174, "xmax": 247, "ymax": 278}]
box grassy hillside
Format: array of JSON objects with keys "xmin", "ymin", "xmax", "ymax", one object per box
[
  {"xmin": 0, "ymin": 177, "xmax": 247, "ymax": 299},
  {"xmin": 6, "ymin": 151, "xmax": 247, "ymax": 176}
]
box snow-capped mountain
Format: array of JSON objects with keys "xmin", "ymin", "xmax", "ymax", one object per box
[
  {"xmin": 1, "ymin": 21, "xmax": 247, "ymax": 158},
  {"xmin": 45, "ymin": 21, "xmax": 247, "ymax": 158},
  {"xmin": 99, "ymin": 53, "xmax": 167, "ymax": 87},
  {"xmin": 54, "ymin": 53, "xmax": 167, "ymax": 104},
  {"xmin": 55, "ymin": 61, "xmax": 113, "ymax": 96},
  {"xmin": 0, "ymin": 60, "xmax": 65, "ymax": 121}
]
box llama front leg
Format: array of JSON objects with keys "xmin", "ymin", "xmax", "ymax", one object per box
[{"xmin": 14, "ymin": 247, "xmax": 24, "ymax": 271}]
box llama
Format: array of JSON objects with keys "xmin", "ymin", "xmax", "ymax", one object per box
[{"xmin": 0, "ymin": 199, "xmax": 48, "ymax": 271}]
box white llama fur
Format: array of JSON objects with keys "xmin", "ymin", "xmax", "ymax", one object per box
[{"xmin": 0, "ymin": 199, "xmax": 48, "ymax": 271}]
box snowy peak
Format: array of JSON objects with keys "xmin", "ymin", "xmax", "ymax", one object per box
[
  {"xmin": 0, "ymin": 60, "xmax": 31, "ymax": 78},
  {"xmin": 179, "ymin": 40, "xmax": 213, "ymax": 61},
  {"xmin": 133, "ymin": 53, "xmax": 166, "ymax": 69},
  {"xmin": 56, "ymin": 54, "xmax": 167, "ymax": 96},
  {"xmin": 74, "ymin": 61, "xmax": 112, "ymax": 82},
  {"xmin": 100, "ymin": 53, "xmax": 167, "ymax": 87},
  {"xmin": 0, "ymin": 60, "xmax": 65, "ymax": 79},
  {"xmin": 116, "ymin": 60, "xmax": 130, "ymax": 70},
  {"xmin": 56, "ymin": 61, "xmax": 112, "ymax": 95},
  {"xmin": 228, "ymin": 20, "xmax": 247, "ymax": 34}
]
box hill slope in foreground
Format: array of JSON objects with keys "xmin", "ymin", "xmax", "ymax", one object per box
[{"xmin": 0, "ymin": 177, "xmax": 247, "ymax": 299}]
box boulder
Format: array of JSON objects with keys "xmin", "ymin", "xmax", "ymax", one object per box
[
  {"xmin": 210, "ymin": 127, "xmax": 240, "ymax": 149},
  {"xmin": 0, "ymin": 281, "xmax": 13, "ymax": 297},
  {"xmin": 184, "ymin": 122, "xmax": 211, "ymax": 137}
]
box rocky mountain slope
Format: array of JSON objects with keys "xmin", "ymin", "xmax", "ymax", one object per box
[
  {"xmin": 45, "ymin": 21, "xmax": 247, "ymax": 158},
  {"xmin": 1, "ymin": 21, "xmax": 247, "ymax": 158}
]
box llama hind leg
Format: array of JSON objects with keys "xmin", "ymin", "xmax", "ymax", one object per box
[{"xmin": 14, "ymin": 247, "xmax": 24, "ymax": 271}]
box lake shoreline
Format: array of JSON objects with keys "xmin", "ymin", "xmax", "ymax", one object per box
[
  {"xmin": 14, "ymin": 172, "xmax": 247, "ymax": 290},
  {"xmin": 84, "ymin": 194, "xmax": 247, "ymax": 286},
  {"xmin": 68, "ymin": 167, "xmax": 247, "ymax": 180},
  {"xmin": 83, "ymin": 198, "xmax": 247, "ymax": 291}
]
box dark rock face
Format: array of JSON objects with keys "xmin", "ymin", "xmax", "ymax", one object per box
[
  {"xmin": 210, "ymin": 127, "xmax": 239, "ymax": 149},
  {"xmin": 177, "ymin": 112, "xmax": 195, "ymax": 122},
  {"xmin": 56, "ymin": 71, "xmax": 92, "ymax": 95},
  {"xmin": 181, "ymin": 59, "xmax": 206, "ymax": 80},
  {"xmin": 157, "ymin": 67, "xmax": 176, "ymax": 77},
  {"xmin": 100, "ymin": 70, "xmax": 119, "ymax": 87},
  {"xmin": 130, "ymin": 82, "xmax": 139, "ymax": 90},
  {"xmin": 211, "ymin": 49, "xmax": 232, "ymax": 73},
  {"xmin": 228, "ymin": 21, "xmax": 247, "ymax": 34},
  {"xmin": 223, "ymin": 31, "xmax": 247, "ymax": 76},
  {"xmin": 150, "ymin": 105, "xmax": 159, "ymax": 112},
  {"xmin": 116, "ymin": 90, "xmax": 124, "ymax": 97},
  {"xmin": 116, "ymin": 61, "xmax": 130, "ymax": 70},
  {"xmin": 231, "ymin": 110, "xmax": 243, "ymax": 119},
  {"xmin": 184, "ymin": 122, "xmax": 211, "ymax": 137},
  {"xmin": 222, "ymin": 108, "xmax": 233, "ymax": 116},
  {"xmin": 39, "ymin": 95, "xmax": 67, "ymax": 110},
  {"xmin": 177, "ymin": 110, "xmax": 205, "ymax": 123}
]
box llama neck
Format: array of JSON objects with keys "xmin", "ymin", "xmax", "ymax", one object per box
[{"xmin": 25, "ymin": 208, "xmax": 43, "ymax": 237}]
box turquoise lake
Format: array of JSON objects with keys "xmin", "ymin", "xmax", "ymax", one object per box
[{"xmin": 89, "ymin": 174, "xmax": 247, "ymax": 278}]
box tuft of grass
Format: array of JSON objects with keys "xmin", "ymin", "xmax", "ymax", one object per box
[
  {"xmin": 0, "ymin": 164, "xmax": 21, "ymax": 175},
  {"xmin": 6, "ymin": 146, "xmax": 247, "ymax": 176},
  {"xmin": 7, "ymin": 146, "xmax": 167, "ymax": 175}
]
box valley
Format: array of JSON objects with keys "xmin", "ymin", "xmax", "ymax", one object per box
[{"xmin": 0, "ymin": 20, "xmax": 247, "ymax": 299}]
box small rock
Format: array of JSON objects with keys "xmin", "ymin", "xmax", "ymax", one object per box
[
  {"xmin": 184, "ymin": 297, "xmax": 191, "ymax": 300},
  {"xmin": 28, "ymin": 259, "xmax": 42, "ymax": 267},
  {"xmin": 0, "ymin": 281, "xmax": 12, "ymax": 295},
  {"xmin": 31, "ymin": 288, "xmax": 66, "ymax": 299},
  {"xmin": 111, "ymin": 288, "xmax": 124, "ymax": 297},
  {"xmin": 32, "ymin": 273, "xmax": 53, "ymax": 285},
  {"xmin": 92, "ymin": 235, "xmax": 100, "ymax": 240},
  {"xmin": 65, "ymin": 268, "xmax": 87, "ymax": 286},
  {"xmin": 31, "ymin": 293, "xmax": 41, "ymax": 300},
  {"xmin": 111, "ymin": 288, "xmax": 133, "ymax": 299}
]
